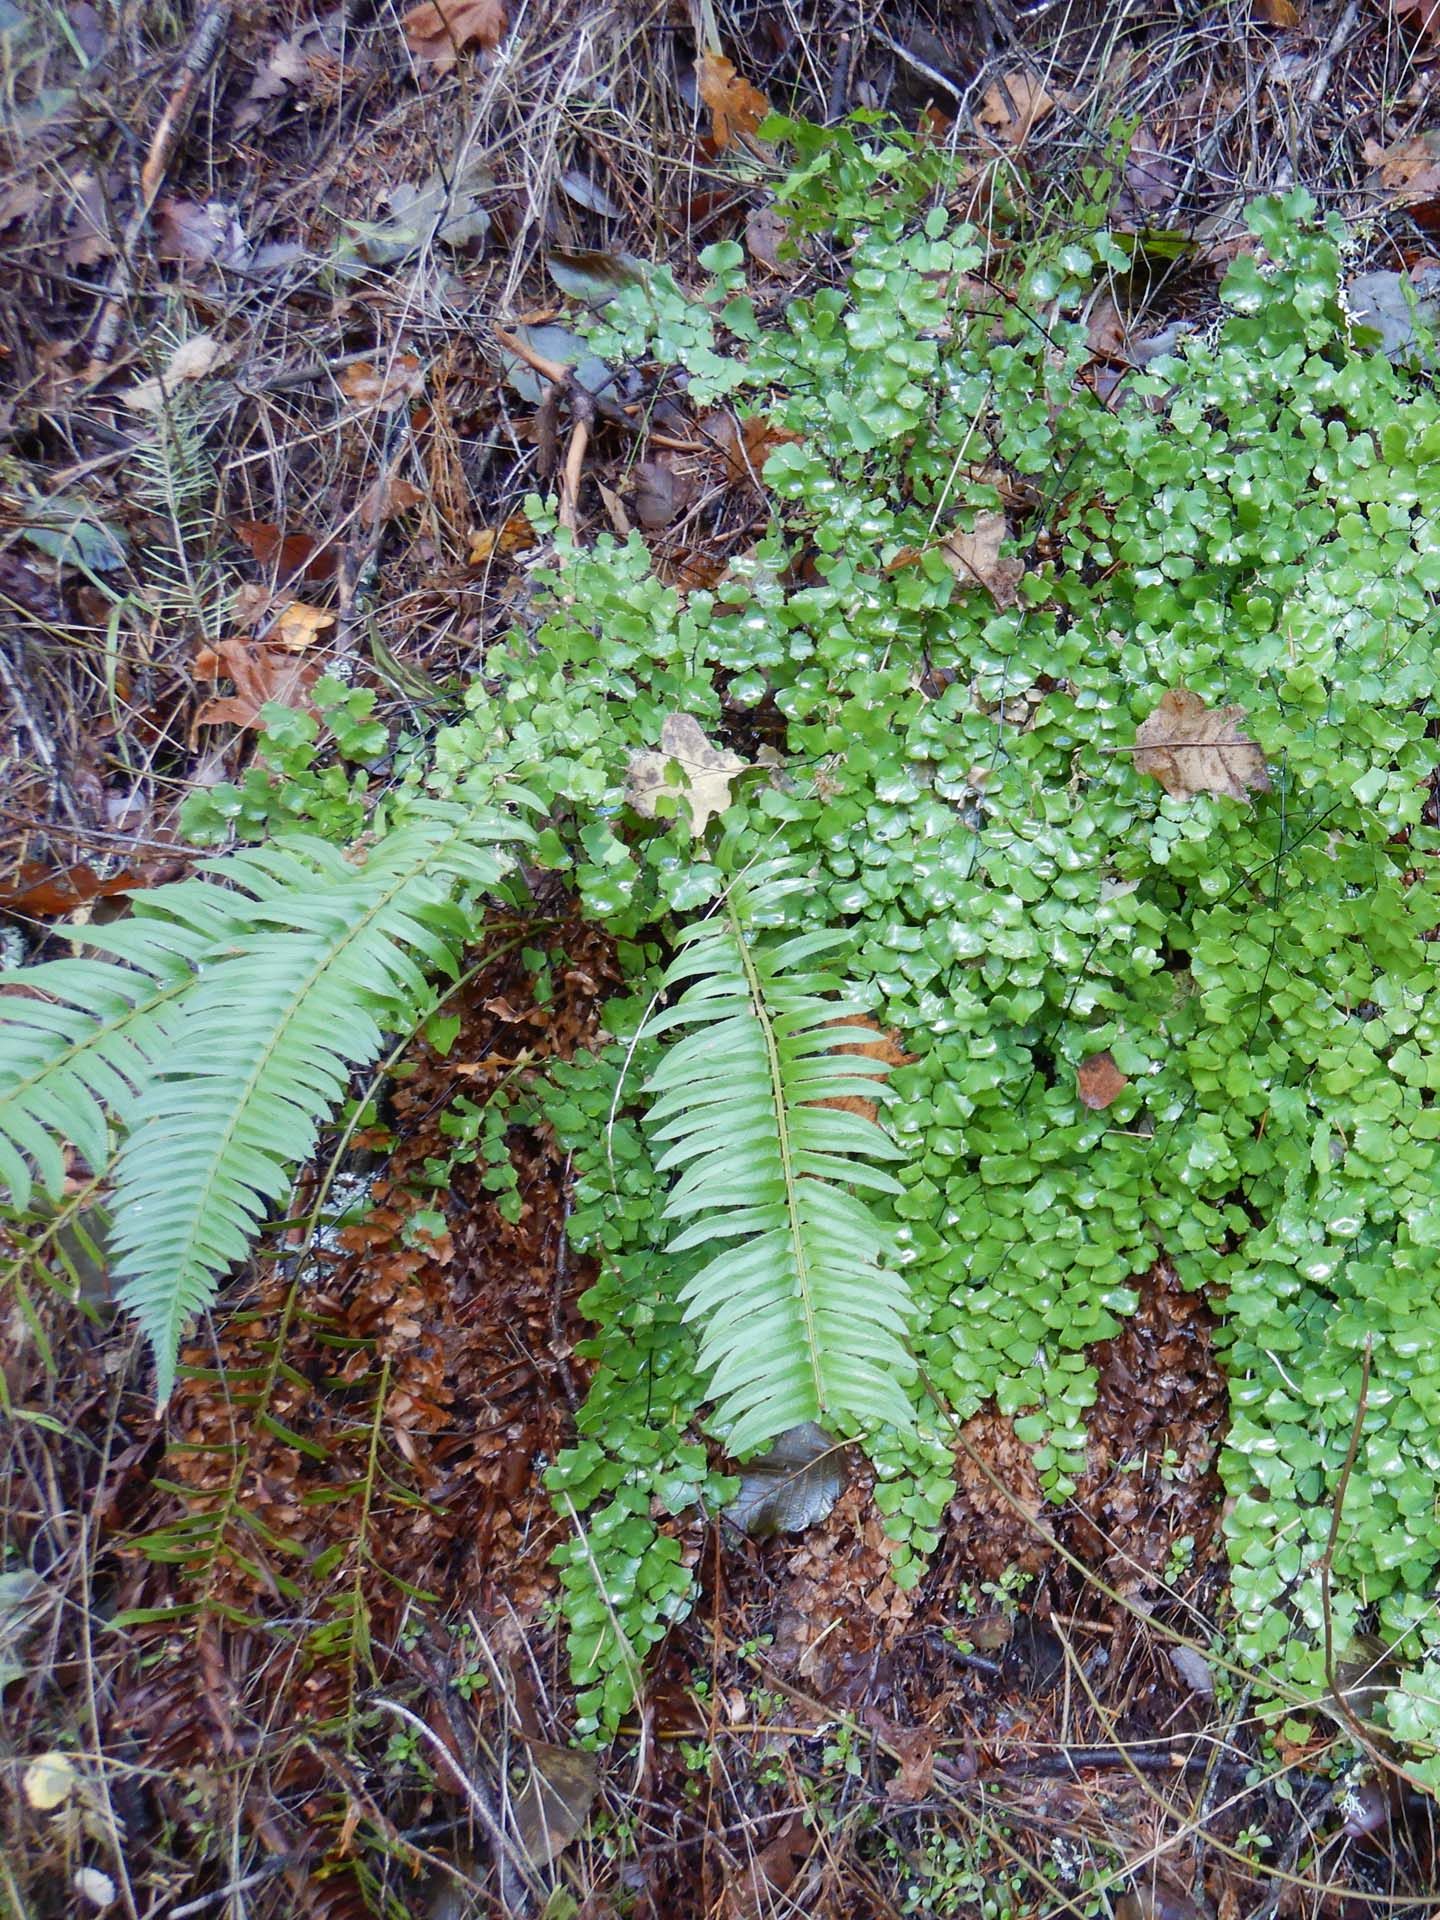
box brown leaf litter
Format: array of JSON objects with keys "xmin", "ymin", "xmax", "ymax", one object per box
[
  {"xmin": 1133, "ymin": 688, "xmax": 1270, "ymax": 801},
  {"xmin": 401, "ymin": 0, "xmax": 508, "ymax": 71}
]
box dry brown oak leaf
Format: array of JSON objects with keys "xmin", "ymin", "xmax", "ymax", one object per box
[
  {"xmin": 697, "ymin": 51, "xmax": 769, "ymax": 150},
  {"xmin": 625, "ymin": 712, "xmax": 749, "ymax": 835},
  {"xmin": 1133, "ymin": 688, "xmax": 1270, "ymax": 802},
  {"xmin": 194, "ymin": 639, "xmax": 321, "ymax": 729}
]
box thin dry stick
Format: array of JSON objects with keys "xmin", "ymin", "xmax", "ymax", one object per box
[
  {"xmin": 558, "ymin": 394, "xmax": 593, "ymax": 534},
  {"xmin": 1308, "ymin": 0, "xmax": 1361, "ymax": 108},
  {"xmin": 372, "ymin": 1698, "xmax": 539, "ymax": 1915},
  {"xmin": 493, "ymin": 325, "xmax": 572, "ymax": 389},
  {"xmin": 84, "ymin": 1, "xmax": 232, "ymax": 380}
]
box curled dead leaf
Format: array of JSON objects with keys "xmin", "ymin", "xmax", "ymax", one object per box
[
  {"xmin": 746, "ymin": 203, "xmax": 792, "ymax": 271},
  {"xmin": 725, "ymin": 1424, "xmax": 849, "ymax": 1539},
  {"xmin": 976, "ymin": 72, "xmax": 1054, "ymax": 144},
  {"xmin": 155, "ymin": 196, "xmax": 249, "ymax": 266},
  {"xmin": 269, "ymin": 601, "xmax": 335, "ymax": 650},
  {"xmin": 630, "ymin": 458, "xmax": 695, "ymax": 529},
  {"xmin": 23, "ymin": 1752, "xmax": 78, "ymax": 1811},
  {"xmin": 1394, "ymin": 0, "xmax": 1440, "ymax": 46},
  {"xmin": 72, "ymin": 1868, "xmax": 116, "ymax": 1911},
  {"xmin": 338, "ymin": 355, "xmax": 424, "ymax": 413},
  {"xmin": 401, "ymin": 0, "xmax": 506, "ymax": 69},
  {"xmin": 1169, "ymin": 1644, "xmax": 1215, "ymax": 1696},
  {"xmin": 1077, "ymin": 1051, "xmax": 1127, "ymax": 1111},
  {"xmin": 467, "ymin": 514, "xmax": 537, "ymax": 566},
  {"xmin": 1133, "ymin": 688, "xmax": 1270, "ymax": 802},
  {"xmin": 884, "ymin": 1725, "xmax": 939, "ymax": 1806},
  {"xmin": 123, "ymin": 333, "xmax": 230, "ymax": 411},
  {"xmin": 358, "ymin": 474, "xmax": 425, "ymax": 528},
  {"xmin": 940, "ymin": 510, "xmax": 1025, "ymax": 609},
  {"xmin": 625, "ymin": 712, "xmax": 749, "ymax": 835},
  {"xmin": 697, "ymin": 50, "xmax": 770, "ymax": 150}
]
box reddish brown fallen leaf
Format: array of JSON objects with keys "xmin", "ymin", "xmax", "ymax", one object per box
[
  {"xmin": 1253, "ymin": 0, "xmax": 1299, "ymax": 22},
  {"xmin": 724, "ymin": 1813, "xmax": 812, "ymax": 1920},
  {"xmin": 0, "ymin": 861, "xmax": 142, "ymax": 916},
  {"xmin": 1394, "ymin": 0, "xmax": 1440, "ymax": 44},
  {"xmin": 514, "ymin": 1740, "xmax": 599, "ymax": 1867},
  {"xmin": 402, "ymin": 0, "xmax": 506, "ymax": 70},
  {"xmin": 1133, "ymin": 687, "xmax": 1270, "ymax": 802},
  {"xmin": 194, "ymin": 639, "xmax": 321, "ymax": 729},
  {"xmin": 884, "ymin": 1725, "xmax": 939, "ymax": 1805},
  {"xmin": 357, "ymin": 474, "xmax": 425, "ymax": 528},
  {"xmin": 663, "ymin": 549, "xmax": 729, "ymax": 594},
  {"xmin": 338, "ymin": 355, "xmax": 424, "ymax": 412},
  {"xmin": 1086, "ymin": 293, "xmax": 1127, "ymax": 359},
  {"xmin": 1077, "ymin": 1051, "xmax": 1128, "ymax": 1111},
  {"xmin": 234, "ymin": 520, "xmax": 336, "ymax": 583},
  {"xmin": 705, "ymin": 411, "xmax": 802, "ymax": 489},
  {"xmin": 1363, "ymin": 132, "xmax": 1440, "ymax": 205},
  {"xmin": 1116, "ymin": 1884, "xmax": 1209, "ymax": 1920},
  {"xmin": 697, "ymin": 51, "xmax": 770, "ymax": 150},
  {"xmin": 976, "ymin": 72, "xmax": 1054, "ymax": 143},
  {"xmin": 818, "ymin": 1015, "xmax": 917, "ymax": 1123}
]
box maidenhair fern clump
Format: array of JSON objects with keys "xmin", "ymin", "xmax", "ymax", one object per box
[
  {"xmin": 459, "ymin": 143, "xmax": 1440, "ymax": 1751},
  {"xmin": 6, "ymin": 118, "xmax": 1440, "ymax": 1768}
]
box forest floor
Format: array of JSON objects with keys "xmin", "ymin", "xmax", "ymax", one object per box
[{"xmin": 4, "ymin": 0, "xmax": 1440, "ymax": 1915}]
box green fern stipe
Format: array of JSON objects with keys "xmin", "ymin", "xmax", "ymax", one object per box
[
  {"xmin": 0, "ymin": 798, "xmax": 532, "ymax": 1402},
  {"xmin": 644, "ymin": 869, "xmax": 916, "ymax": 1453}
]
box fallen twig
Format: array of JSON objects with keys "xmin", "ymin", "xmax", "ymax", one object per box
[
  {"xmin": 558, "ymin": 389, "xmax": 594, "ymax": 534},
  {"xmin": 1308, "ymin": 0, "xmax": 1361, "ymax": 109},
  {"xmin": 83, "ymin": 1, "xmax": 232, "ymax": 381},
  {"xmin": 493, "ymin": 325, "xmax": 572, "ymax": 389}
]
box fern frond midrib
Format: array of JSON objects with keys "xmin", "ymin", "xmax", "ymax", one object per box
[
  {"xmin": 726, "ymin": 899, "xmax": 826, "ymax": 1420},
  {"xmin": 132, "ymin": 842, "xmax": 459, "ymax": 1326},
  {"xmin": 0, "ymin": 970, "xmax": 194, "ymax": 1123}
]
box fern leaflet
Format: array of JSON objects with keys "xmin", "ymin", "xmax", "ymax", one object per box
[{"xmin": 0, "ymin": 797, "xmax": 532, "ymax": 1399}]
